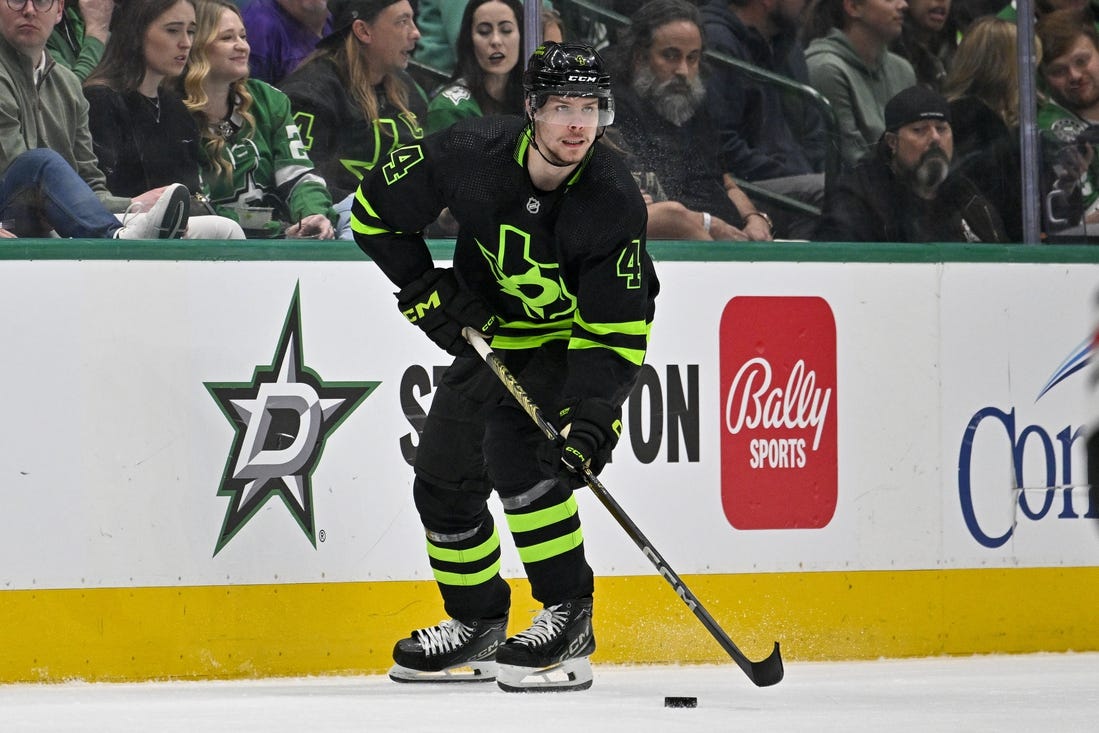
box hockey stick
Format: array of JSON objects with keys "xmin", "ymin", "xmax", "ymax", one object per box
[{"xmin": 462, "ymin": 328, "xmax": 784, "ymax": 687}]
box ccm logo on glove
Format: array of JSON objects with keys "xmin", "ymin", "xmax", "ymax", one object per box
[
  {"xmin": 558, "ymin": 400, "xmax": 622, "ymax": 477},
  {"xmin": 396, "ymin": 268, "xmax": 497, "ymax": 356}
]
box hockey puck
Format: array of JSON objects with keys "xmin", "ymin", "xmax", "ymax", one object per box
[{"xmin": 664, "ymin": 696, "xmax": 697, "ymax": 708}]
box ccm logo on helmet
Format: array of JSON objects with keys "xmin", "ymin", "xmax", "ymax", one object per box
[{"xmin": 567, "ymin": 74, "xmax": 597, "ymax": 82}]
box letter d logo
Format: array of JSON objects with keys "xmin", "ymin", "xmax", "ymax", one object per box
[{"xmin": 719, "ymin": 296, "xmax": 838, "ymax": 530}]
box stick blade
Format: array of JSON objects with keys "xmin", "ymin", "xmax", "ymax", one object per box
[{"xmin": 747, "ymin": 642, "xmax": 784, "ymax": 687}]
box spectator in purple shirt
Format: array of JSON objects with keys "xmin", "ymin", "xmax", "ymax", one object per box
[{"xmin": 242, "ymin": 0, "xmax": 331, "ymax": 85}]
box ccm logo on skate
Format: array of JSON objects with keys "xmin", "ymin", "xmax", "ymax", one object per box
[
  {"xmin": 561, "ymin": 630, "xmax": 591, "ymax": 661},
  {"xmin": 719, "ymin": 296, "xmax": 838, "ymax": 530}
]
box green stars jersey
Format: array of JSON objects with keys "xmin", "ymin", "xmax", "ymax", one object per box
[
  {"xmin": 280, "ymin": 60, "xmax": 428, "ymax": 201},
  {"xmin": 1038, "ymin": 99, "xmax": 1099, "ymax": 215},
  {"xmin": 351, "ymin": 115, "xmax": 657, "ymax": 406},
  {"xmin": 425, "ymin": 81, "xmax": 482, "ymax": 136},
  {"xmin": 201, "ymin": 79, "xmax": 336, "ymax": 236}
]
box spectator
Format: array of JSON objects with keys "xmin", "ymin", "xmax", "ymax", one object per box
[
  {"xmin": 413, "ymin": 0, "xmax": 555, "ymax": 76},
  {"xmin": 181, "ymin": 0, "xmax": 337, "ymax": 238},
  {"xmin": 46, "ymin": 0, "xmax": 115, "ymax": 81},
  {"xmin": 413, "ymin": 0, "xmax": 468, "ymax": 74},
  {"xmin": 0, "ymin": 0, "xmax": 193, "ymax": 237},
  {"xmin": 1037, "ymin": 10, "xmax": 1099, "ymax": 233},
  {"xmin": 816, "ymin": 85, "xmax": 1006, "ymax": 242},
  {"xmin": 542, "ymin": 7, "xmax": 564, "ymax": 43},
  {"xmin": 699, "ymin": 0, "xmax": 827, "ymax": 239},
  {"xmin": 942, "ymin": 16, "xmax": 1030, "ymax": 242},
  {"xmin": 1, "ymin": 148, "xmax": 189, "ymax": 239},
  {"xmin": 426, "ymin": 0, "xmax": 524, "ymax": 136},
  {"xmin": 804, "ymin": 0, "xmax": 916, "ymax": 168},
  {"xmin": 892, "ymin": 0, "xmax": 957, "ymax": 91},
  {"xmin": 607, "ymin": 0, "xmax": 772, "ymax": 241},
  {"xmin": 241, "ymin": 0, "xmax": 331, "ymax": 85},
  {"xmin": 279, "ymin": 0, "xmax": 426, "ymax": 239},
  {"xmin": 83, "ymin": 0, "xmax": 245, "ymax": 239}
]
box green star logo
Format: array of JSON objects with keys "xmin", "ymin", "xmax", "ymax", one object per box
[{"xmin": 205, "ymin": 285, "xmax": 378, "ymax": 555}]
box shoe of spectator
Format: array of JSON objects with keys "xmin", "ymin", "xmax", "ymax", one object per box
[{"xmin": 115, "ymin": 184, "xmax": 190, "ymax": 239}]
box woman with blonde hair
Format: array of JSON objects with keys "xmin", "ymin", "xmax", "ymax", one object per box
[
  {"xmin": 278, "ymin": 0, "xmax": 427, "ymax": 237},
  {"xmin": 942, "ymin": 16, "xmax": 1036, "ymax": 241},
  {"xmin": 181, "ymin": 0, "xmax": 336, "ymax": 238}
]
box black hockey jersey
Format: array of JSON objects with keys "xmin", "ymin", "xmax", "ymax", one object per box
[
  {"xmin": 351, "ymin": 115, "xmax": 658, "ymax": 406},
  {"xmin": 280, "ymin": 59, "xmax": 428, "ymax": 201}
]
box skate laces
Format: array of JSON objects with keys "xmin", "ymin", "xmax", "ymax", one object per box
[
  {"xmin": 511, "ymin": 605, "xmax": 569, "ymax": 647},
  {"xmin": 412, "ymin": 619, "xmax": 472, "ymax": 656}
]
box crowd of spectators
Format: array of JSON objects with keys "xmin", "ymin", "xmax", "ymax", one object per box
[{"xmin": 2, "ymin": 0, "xmax": 1099, "ymax": 243}]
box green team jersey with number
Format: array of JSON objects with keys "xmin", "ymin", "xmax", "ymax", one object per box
[
  {"xmin": 202, "ymin": 79, "xmax": 336, "ymax": 236},
  {"xmin": 1038, "ymin": 100, "xmax": 1099, "ymax": 212},
  {"xmin": 280, "ymin": 60, "xmax": 428, "ymax": 201},
  {"xmin": 351, "ymin": 114, "xmax": 658, "ymax": 406}
]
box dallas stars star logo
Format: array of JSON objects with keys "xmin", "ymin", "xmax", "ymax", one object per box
[{"xmin": 206, "ymin": 286, "xmax": 378, "ymax": 555}]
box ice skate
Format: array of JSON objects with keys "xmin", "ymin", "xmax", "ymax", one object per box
[
  {"xmin": 388, "ymin": 616, "xmax": 507, "ymax": 683},
  {"xmin": 496, "ymin": 598, "xmax": 595, "ymax": 692}
]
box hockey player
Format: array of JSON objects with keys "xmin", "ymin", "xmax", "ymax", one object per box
[{"xmin": 350, "ymin": 42, "xmax": 658, "ymax": 692}]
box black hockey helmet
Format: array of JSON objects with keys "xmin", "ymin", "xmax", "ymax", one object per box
[{"xmin": 523, "ymin": 42, "xmax": 615, "ymax": 126}]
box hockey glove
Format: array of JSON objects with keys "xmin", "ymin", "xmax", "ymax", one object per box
[
  {"xmin": 558, "ymin": 399, "xmax": 622, "ymax": 477},
  {"xmin": 396, "ymin": 268, "xmax": 498, "ymax": 356}
]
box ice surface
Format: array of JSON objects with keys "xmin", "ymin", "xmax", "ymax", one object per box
[{"xmin": 1, "ymin": 653, "xmax": 1092, "ymax": 732}]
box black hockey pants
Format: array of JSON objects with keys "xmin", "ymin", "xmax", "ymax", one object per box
[{"xmin": 411, "ymin": 343, "xmax": 594, "ymax": 622}]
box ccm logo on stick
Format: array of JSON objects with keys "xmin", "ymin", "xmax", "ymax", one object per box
[{"xmin": 719, "ymin": 296, "xmax": 838, "ymax": 530}]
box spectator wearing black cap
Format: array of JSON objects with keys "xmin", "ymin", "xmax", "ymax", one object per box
[
  {"xmin": 279, "ymin": 0, "xmax": 426, "ymax": 237},
  {"xmin": 815, "ymin": 85, "xmax": 1007, "ymax": 242}
]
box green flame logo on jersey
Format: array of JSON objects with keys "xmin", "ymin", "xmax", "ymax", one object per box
[{"xmin": 477, "ymin": 225, "xmax": 577, "ymax": 320}]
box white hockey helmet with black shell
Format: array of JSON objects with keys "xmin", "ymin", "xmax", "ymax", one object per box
[{"xmin": 523, "ymin": 42, "xmax": 615, "ymax": 127}]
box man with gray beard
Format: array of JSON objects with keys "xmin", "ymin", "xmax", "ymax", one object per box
[
  {"xmin": 816, "ymin": 86, "xmax": 1007, "ymax": 242},
  {"xmin": 606, "ymin": 0, "xmax": 774, "ymax": 241}
]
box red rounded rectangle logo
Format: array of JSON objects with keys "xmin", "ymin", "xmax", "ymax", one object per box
[{"xmin": 719, "ymin": 296, "xmax": 838, "ymax": 529}]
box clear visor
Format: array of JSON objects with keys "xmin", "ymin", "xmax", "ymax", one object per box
[{"xmin": 531, "ymin": 95, "xmax": 615, "ymax": 127}]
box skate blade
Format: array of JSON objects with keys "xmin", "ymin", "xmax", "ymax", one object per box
[
  {"xmin": 388, "ymin": 661, "xmax": 497, "ymax": 683},
  {"xmin": 496, "ymin": 658, "xmax": 593, "ymax": 692}
]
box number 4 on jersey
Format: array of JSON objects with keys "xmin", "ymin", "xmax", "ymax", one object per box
[
  {"xmin": 616, "ymin": 240, "xmax": 643, "ymax": 289},
  {"xmin": 383, "ymin": 145, "xmax": 425, "ymax": 185}
]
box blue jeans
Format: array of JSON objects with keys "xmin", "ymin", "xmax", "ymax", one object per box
[{"xmin": 0, "ymin": 148, "xmax": 122, "ymax": 237}]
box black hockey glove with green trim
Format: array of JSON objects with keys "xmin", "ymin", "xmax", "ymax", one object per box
[
  {"xmin": 396, "ymin": 268, "xmax": 498, "ymax": 356},
  {"xmin": 558, "ymin": 399, "xmax": 622, "ymax": 477}
]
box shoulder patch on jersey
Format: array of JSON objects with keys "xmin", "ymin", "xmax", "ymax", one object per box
[
  {"xmin": 441, "ymin": 85, "xmax": 471, "ymax": 106},
  {"xmin": 1050, "ymin": 117, "xmax": 1088, "ymax": 144}
]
